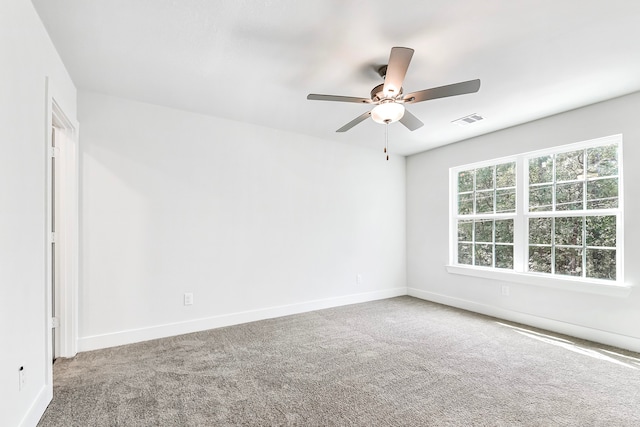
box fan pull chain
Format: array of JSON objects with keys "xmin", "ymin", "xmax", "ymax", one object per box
[{"xmin": 384, "ymin": 122, "xmax": 389, "ymax": 161}]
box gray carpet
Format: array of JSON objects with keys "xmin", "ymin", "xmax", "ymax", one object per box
[{"xmin": 38, "ymin": 296, "xmax": 640, "ymax": 426}]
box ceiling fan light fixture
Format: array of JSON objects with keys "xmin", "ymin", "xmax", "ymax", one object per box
[
  {"xmin": 307, "ymin": 47, "xmax": 480, "ymax": 133},
  {"xmin": 371, "ymin": 102, "xmax": 405, "ymax": 124}
]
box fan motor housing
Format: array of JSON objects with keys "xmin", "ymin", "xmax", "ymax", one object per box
[{"xmin": 370, "ymin": 83, "xmax": 403, "ymax": 102}]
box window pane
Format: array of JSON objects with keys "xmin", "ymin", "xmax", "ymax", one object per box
[
  {"xmin": 585, "ymin": 215, "xmax": 616, "ymax": 247},
  {"xmin": 586, "ymin": 249, "xmax": 616, "ymax": 280},
  {"xmin": 556, "ymin": 182, "xmax": 584, "ymax": 211},
  {"xmin": 474, "ymin": 244, "xmax": 493, "ymax": 267},
  {"xmin": 458, "ymin": 243, "xmax": 472, "ymax": 265},
  {"xmin": 555, "ymin": 216, "xmax": 583, "ymax": 246},
  {"xmin": 529, "ymin": 217, "xmax": 552, "ymax": 245},
  {"xmin": 495, "ymin": 219, "xmax": 514, "ymax": 243},
  {"xmin": 496, "ymin": 188, "xmax": 516, "ymax": 213},
  {"xmin": 587, "ymin": 144, "xmax": 618, "ymax": 178},
  {"xmin": 476, "ymin": 166, "xmax": 494, "ymax": 190},
  {"xmin": 556, "ymin": 150, "xmax": 584, "ymax": 182},
  {"xmin": 496, "ymin": 162, "xmax": 516, "ymax": 188},
  {"xmin": 475, "ymin": 191, "xmax": 494, "ymax": 214},
  {"xmin": 475, "ymin": 220, "xmax": 493, "ymax": 243},
  {"xmin": 529, "ymin": 185, "xmax": 553, "ymax": 211},
  {"xmin": 458, "ymin": 220, "xmax": 473, "ymax": 242},
  {"xmin": 529, "ymin": 156, "xmax": 553, "ymax": 184},
  {"xmin": 458, "ymin": 193, "xmax": 474, "ymax": 215},
  {"xmin": 495, "ymin": 245, "xmax": 513, "ymax": 269},
  {"xmin": 586, "ymin": 178, "xmax": 618, "ymax": 209},
  {"xmin": 458, "ymin": 170, "xmax": 474, "ymax": 192},
  {"xmin": 555, "ymin": 248, "xmax": 582, "ymax": 276},
  {"xmin": 529, "ymin": 246, "xmax": 552, "ymax": 273}
]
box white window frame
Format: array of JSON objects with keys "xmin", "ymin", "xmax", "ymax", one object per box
[
  {"xmin": 454, "ymin": 159, "xmax": 518, "ymax": 269},
  {"xmin": 447, "ymin": 134, "xmax": 630, "ymax": 297}
]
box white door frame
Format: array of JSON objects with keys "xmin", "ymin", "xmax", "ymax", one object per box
[{"xmin": 45, "ymin": 77, "xmax": 79, "ymax": 381}]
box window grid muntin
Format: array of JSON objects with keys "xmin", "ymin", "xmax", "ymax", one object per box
[
  {"xmin": 524, "ymin": 142, "xmax": 619, "ymax": 280},
  {"xmin": 456, "ymin": 218, "xmax": 515, "ymax": 269},
  {"xmin": 455, "ymin": 159, "xmax": 516, "ymax": 269},
  {"xmin": 527, "ymin": 147, "xmax": 619, "ymax": 214},
  {"xmin": 526, "ymin": 211, "xmax": 619, "ymax": 280}
]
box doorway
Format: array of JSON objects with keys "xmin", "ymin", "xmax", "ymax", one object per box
[{"xmin": 46, "ymin": 97, "xmax": 79, "ymax": 364}]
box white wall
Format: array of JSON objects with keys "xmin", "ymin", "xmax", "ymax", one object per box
[
  {"xmin": 77, "ymin": 92, "xmax": 406, "ymax": 350},
  {"xmin": 407, "ymin": 91, "xmax": 640, "ymax": 352},
  {"xmin": 0, "ymin": 1, "xmax": 77, "ymax": 426}
]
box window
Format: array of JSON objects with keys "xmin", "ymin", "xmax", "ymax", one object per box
[
  {"xmin": 450, "ymin": 135, "xmax": 623, "ymax": 287},
  {"xmin": 456, "ymin": 161, "xmax": 516, "ymax": 269}
]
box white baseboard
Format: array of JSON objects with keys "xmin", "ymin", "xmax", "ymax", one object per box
[
  {"xmin": 408, "ymin": 287, "xmax": 640, "ymax": 353},
  {"xmin": 19, "ymin": 385, "xmax": 52, "ymax": 427},
  {"xmin": 78, "ymin": 287, "xmax": 407, "ymax": 352}
]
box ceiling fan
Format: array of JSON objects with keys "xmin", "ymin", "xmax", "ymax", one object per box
[{"xmin": 307, "ymin": 47, "xmax": 481, "ymax": 132}]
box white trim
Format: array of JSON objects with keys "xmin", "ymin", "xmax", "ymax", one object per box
[
  {"xmin": 44, "ymin": 77, "xmax": 54, "ymax": 403},
  {"xmin": 407, "ymin": 287, "xmax": 640, "ymax": 353},
  {"xmin": 78, "ymin": 287, "xmax": 408, "ymax": 352},
  {"xmin": 48, "ymin": 95, "xmax": 79, "ymax": 360},
  {"xmin": 52, "ymin": 117, "xmax": 80, "ymax": 359},
  {"xmin": 616, "ymin": 137, "xmax": 625, "ymax": 282},
  {"xmin": 445, "ymin": 264, "xmax": 632, "ymax": 297},
  {"xmin": 18, "ymin": 385, "xmax": 52, "ymax": 427}
]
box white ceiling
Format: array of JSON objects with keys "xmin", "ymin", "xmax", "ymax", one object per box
[{"xmin": 32, "ymin": 0, "xmax": 640, "ymax": 156}]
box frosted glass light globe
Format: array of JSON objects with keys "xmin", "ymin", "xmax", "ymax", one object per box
[{"xmin": 371, "ymin": 102, "xmax": 405, "ymax": 124}]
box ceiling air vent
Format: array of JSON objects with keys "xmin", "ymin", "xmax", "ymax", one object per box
[{"xmin": 452, "ymin": 113, "xmax": 484, "ymax": 126}]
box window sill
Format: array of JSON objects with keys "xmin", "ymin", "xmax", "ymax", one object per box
[{"xmin": 445, "ymin": 264, "xmax": 632, "ymax": 297}]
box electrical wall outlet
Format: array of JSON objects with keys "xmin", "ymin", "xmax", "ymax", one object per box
[
  {"xmin": 501, "ymin": 285, "xmax": 510, "ymax": 296},
  {"xmin": 184, "ymin": 293, "xmax": 194, "ymax": 306},
  {"xmin": 18, "ymin": 366, "xmax": 25, "ymax": 391},
  {"xmin": 356, "ymin": 274, "xmax": 363, "ymax": 285}
]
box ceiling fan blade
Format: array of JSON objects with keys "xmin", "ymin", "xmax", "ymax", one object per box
[
  {"xmin": 399, "ymin": 109, "xmax": 424, "ymax": 131},
  {"xmin": 336, "ymin": 111, "xmax": 372, "ymax": 132},
  {"xmin": 403, "ymin": 79, "xmax": 481, "ymax": 104},
  {"xmin": 307, "ymin": 94, "xmax": 372, "ymax": 104},
  {"xmin": 382, "ymin": 47, "xmax": 414, "ymax": 97}
]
